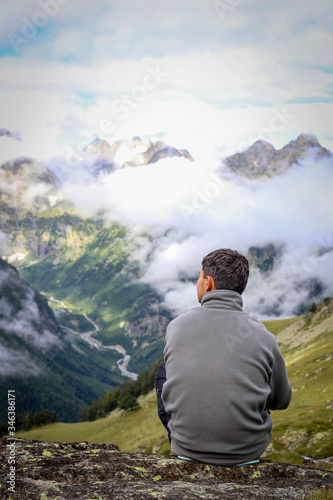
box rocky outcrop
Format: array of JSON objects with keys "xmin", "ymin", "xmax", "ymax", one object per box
[
  {"xmin": 1, "ymin": 438, "xmax": 332, "ymax": 499},
  {"xmin": 83, "ymin": 136, "xmax": 194, "ymax": 174},
  {"xmin": 224, "ymin": 134, "xmax": 332, "ymax": 179}
]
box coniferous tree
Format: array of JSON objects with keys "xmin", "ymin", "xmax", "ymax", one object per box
[
  {"xmin": 118, "ymin": 392, "xmax": 138, "ymax": 411},
  {"xmin": 22, "ymin": 411, "xmax": 34, "ymax": 430}
]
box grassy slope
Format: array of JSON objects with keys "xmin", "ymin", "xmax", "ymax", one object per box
[
  {"xmin": 16, "ymin": 391, "xmax": 170, "ymax": 455},
  {"xmin": 16, "ymin": 310, "xmax": 333, "ymax": 468},
  {"xmin": 264, "ymin": 303, "xmax": 333, "ymax": 466}
]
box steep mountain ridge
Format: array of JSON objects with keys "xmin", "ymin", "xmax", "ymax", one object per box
[
  {"xmin": 0, "ymin": 156, "xmax": 64, "ymax": 259},
  {"xmin": 0, "ymin": 257, "xmax": 126, "ymax": 424},
  {"xmin": 224, "ymin": 133, "xmax": 332, "ymax": 179},
  {"xmin": 0, "ymin": 257, "xmax": 64, "ymax": 354}
]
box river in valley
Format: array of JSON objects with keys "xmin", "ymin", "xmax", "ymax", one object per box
[{"xmin": 48, "ymin": 296, "xmax": 138, "ymax": 381}]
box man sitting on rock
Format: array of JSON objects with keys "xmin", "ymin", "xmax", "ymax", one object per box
[{"xmin": 155, "ymin": 248, "xmax": 292, "ymax": 466}]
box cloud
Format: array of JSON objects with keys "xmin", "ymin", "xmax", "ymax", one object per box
[
  {"xmin": 21, "ymin": 182, "xmax": 57, "ymax": 206},
  {"xmin": 0, "ymin": 89, "xmax": 69, "ymax": 164},
  {"xmin": 244, "ymin": 244, "xmax": 333, "ymax": 318},
  {"xmin": 2, "ymin": 50, "xmax": 331, "ymax": 105},
  {"xmin": 0, "ymin": 127, "xmax": 21, "ymax": 140},
  {"xmin": 140, "ymin": 238, "xmax": 333, "ymax": 319},
  {"xmin": 1, "ymin": 51, "xmax": 332, "ymax": 168},
  {"xmin": 3, "ymin": 0, "xmax": 332, "ymax": 65},
  {"xmin": 0, "ymin": 340, "xmax": 41, "ymax": 377},
  {"xmin": 0, "ymin": 283, "xmax": 62, "ymax": 351},
  {"xmin": 64, "ymin": 154, "xmax": 333, "ymax": 242},
  {"xmin": 0, "ymin": 233, "xmax": 8, "ymax": 256},
  {"xmin": 60, "ymin": 148, "xmax": 333, "ymax": 318}
]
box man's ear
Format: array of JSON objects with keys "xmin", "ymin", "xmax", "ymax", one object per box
[{"xmin": 205, "ymin": 275, "xmax": 215, "ymax": 292}]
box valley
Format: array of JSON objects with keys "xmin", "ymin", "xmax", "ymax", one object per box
[
  {"xmin": 1, "ymin": 133, "xmax": 332, "ymax": 447},
  {"xmin": 48, "ymin": 296, "xmax": 138, "ymax": 379}
]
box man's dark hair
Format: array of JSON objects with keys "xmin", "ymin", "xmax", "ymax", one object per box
[{"xmin": 202, "ymin": 248, "xmax": 249, "ymax": 295}]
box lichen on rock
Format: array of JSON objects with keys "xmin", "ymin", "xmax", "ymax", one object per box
[{"xmin": 0, "ymin": 438, "xmax": 332, "ymax": 499}]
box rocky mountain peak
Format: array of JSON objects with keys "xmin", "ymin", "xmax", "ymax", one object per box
[
  {"xmin": 280, "ymin": 133, "xmax": 332, "ymax": 161},
  {"xmin": 248, "ymin": 139, "xmax": 276, "ymax": 153},
  {"xmin": 83, "ymin": 136, "xmax": 194, "ymax": 175},
  {"xmin": 83, "ymin": 138, "xmax": 112, "ymax": 157},
  {"xmin": 224, "ymin": 134, "xmax": 332, "ymax": 180},
  {"xmin": 293, "ymin": 133, "xmax": 321, "ymax": 148}
]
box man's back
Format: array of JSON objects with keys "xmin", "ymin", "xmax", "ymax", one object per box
[{"xmin": 162, "ymin": 289, "xmax": 292, "ymax": 465}]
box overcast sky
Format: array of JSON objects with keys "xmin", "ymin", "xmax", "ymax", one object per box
[{"xmin": 0, "ymin": 0, "xmax": 332, "ymax": 166}]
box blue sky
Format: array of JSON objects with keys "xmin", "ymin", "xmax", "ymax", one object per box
[{"xmin": 0, "ymin": 0, "xmax": 333, "ymax": 165}]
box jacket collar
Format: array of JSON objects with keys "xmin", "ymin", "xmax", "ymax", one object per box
[{"xmin": 200, "ymin": 289, "xmax": 243, "ymax": 311}]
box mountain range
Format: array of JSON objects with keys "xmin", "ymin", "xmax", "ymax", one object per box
[{"xmin": 0, "ymin": 132, "xmax": 332, "ymax": 425}]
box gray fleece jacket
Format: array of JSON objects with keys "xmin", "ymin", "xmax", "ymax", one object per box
[{"xmin": 162, "ymin": 290, "xmax": 292, "ymax": 465}]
